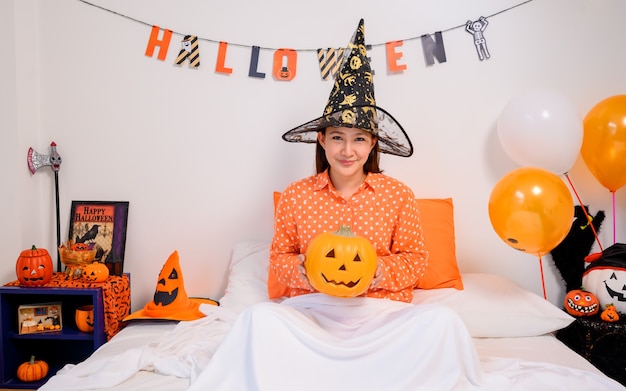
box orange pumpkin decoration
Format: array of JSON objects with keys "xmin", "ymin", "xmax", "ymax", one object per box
[
  {"xmin": 71, "ymin": 242, "xmax": 90, "ymax": 251},
  {"xmin": 563, "ymin": 288, "xmax": 600, "ymax": 317},
  {"xmin": 305, "ymin": 224, "xmax": 378, "ymax": 298},
  {"xmin": 16, "ymin": 246, "xmax": 53, "ymax": 286},
  {"xmin": 75, "ymin": 304, "xmax": 95, "ymax": 332},
  {"xmin": 82, "ymin": 262, "xmax": 109, "ymax": 283},
  {"xmin": 16, "ymin": 355, "xmax": 49, "ymax": 382},
  {"xmin": 600, "ymin": 303, "xmax": 620, "ymax": 322}
]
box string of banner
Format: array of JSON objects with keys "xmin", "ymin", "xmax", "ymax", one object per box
[{"xmin": 78, "ymin": 0, "xmax": 534, "ymax": 81}]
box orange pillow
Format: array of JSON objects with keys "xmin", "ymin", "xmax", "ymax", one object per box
[
  {"xmin": 414, "ymin": 198, "xmax": 463, "ymax": 290},
  {"xmin": 268, "ymin": 194, "xmax": 462, "ymax": 298}
]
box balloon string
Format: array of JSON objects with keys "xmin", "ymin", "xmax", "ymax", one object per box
[
  {"xmin": 564, "ymin": 173, "xmax": 603, "ymax": 251},
  {"xmin": 612, "ymin": 191, "xmax": 617, "ymax": 244},
  {"xmin": 538, "ymin": 255, "xmax": 547, "ymax": 300}
]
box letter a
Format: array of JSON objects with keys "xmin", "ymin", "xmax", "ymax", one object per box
[{"xmin": 175, "ymin": 35, "xmax": 200, "ymax": 68}]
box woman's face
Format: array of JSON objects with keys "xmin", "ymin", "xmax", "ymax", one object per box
[{"xmin": 318, "ymin": 127, "xmax": 376, "ymax": 178}]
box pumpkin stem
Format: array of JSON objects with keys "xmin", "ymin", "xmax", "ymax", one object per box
[
  {"xmin": 336, "ymin": 224, "xmax": 355, "ymax": 237},
  {"xmin": 31, "ymin": 245, "xmax": 37, "ymax": 250},
  {"xmin": 29, "ymin": 355, "xmax": 35, "ymax": 364}
]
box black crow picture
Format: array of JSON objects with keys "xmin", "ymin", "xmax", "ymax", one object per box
[{"xmin": 76, "ymin": 224, "xmax": 100, "ymax": 243}]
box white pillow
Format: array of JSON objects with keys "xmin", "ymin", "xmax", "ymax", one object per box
[
  {"xmin": 411, "ymin": 273, "xmax": 574, "ymax": 337},
  {"xmin": 218, "ymin": 241, "xmax": 274, "ymax": 314},
  {"xmin": 220, "ymin": 242, "xmax": 574, "ymax": 338}
]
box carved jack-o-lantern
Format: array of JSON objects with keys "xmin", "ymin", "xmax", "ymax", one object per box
[
  {"xmin": 564, "ymin": 288, "xmax": 600, "ymax": 317},
  {"xmin": 305, "ymin": 225, "xmax": 378, "ymax": 298},
  {"xmin": 601, "ymin": 303, "xmax": 620, "ymax": 322},
  {"xmin": 582, "ymin": 243, "xmax": 626, "ymax": 315},
  {"xmin": 16, "ymin": 246, "xmax": 54, "ymax": 286}
]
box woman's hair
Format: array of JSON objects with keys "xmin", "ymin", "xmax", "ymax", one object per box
[{"xmin": 315, "ymin": 129, "xmax": 383, "ymax": 174}]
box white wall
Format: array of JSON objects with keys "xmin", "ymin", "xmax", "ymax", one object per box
[{"xmin": 2, "ymin": 0, "xmax": 625, "ymax": 310}]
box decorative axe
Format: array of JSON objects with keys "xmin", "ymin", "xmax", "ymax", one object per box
[{"xmin": 27, "ymin": 142, "xmax": 63, "ymax": 271}]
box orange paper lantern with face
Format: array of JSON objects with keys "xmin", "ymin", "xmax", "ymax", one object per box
[{"xmin": 305, "ymin": 225, "xmax": 378, "ymax": 298}]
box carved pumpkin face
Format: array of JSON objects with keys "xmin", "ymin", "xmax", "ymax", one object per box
[
  {"xmin": 82, "ymin": 262, "xmax": 109, "ymax": 283},
  {"xmin": 601, "ymin": 303, "xmax": 620, "ymax": 322},
  {"xmin": 564, "ymin": 289, "xmax": 600, "ymax": 317},
  {"xmin": 16, "ymin": 246, "xmax": 54, "ymax": 286},
  {"xmin": 305, "ymin": 225, "xmax": 378, "ymax": 298},
  {"xmin": 75, "ymin": 305, "xmax": 94, "ymax": 332}
]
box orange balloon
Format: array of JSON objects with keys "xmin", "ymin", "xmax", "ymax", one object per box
[
  {"xmin": 489, "ymin": 167, "xmax": 574, "ymax": 256},
  {"xmin": 581, "ymin": 95, "xmax": 626, "ymax": 192}
]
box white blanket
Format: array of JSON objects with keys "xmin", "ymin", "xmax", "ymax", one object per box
[
  {"xmin": 39, "ymin": 295, "xmax": 624, "ymax": 391},
  {"xmin": 39, "ymin": 304, "xmax": 236, "ymax": 390},
  {"xmin": 188, "ymin": 294, "xmax": 624, "ymax": 391}
]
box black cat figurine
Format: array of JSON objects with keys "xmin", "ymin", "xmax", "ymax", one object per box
[{"xmin": 550, "ymin": 205, "xmax": 605, "ymax": 292}]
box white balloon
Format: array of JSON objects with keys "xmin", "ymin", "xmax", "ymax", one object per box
[{"xmin": 497, "ymin": 89, "xmax": 583, "ymax": 175}]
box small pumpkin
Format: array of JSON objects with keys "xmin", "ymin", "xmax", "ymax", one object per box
[
  {"xmin": 71, "ymin": 242, "xmax": 90, "ymax": 251},
  {"xmin": 16, "ymin": 355, "xmax": 49, "ymax": 382},
  {"xmin": 304, "ymin": 224, "xmax": 378, "ymax": 298},
  {"xmin": 563, "ymin": 288, "xmax": 600, "ymax": 317},
  {"xmin": 600, "ymin": 303, "xmax": 620, "ymax": 322},
  {"xmin": 75, "ymin": 304, "xmax": 95, "ymax": 332},
  {"xmin": 16, "ymin": 245, "xmax": 54, "ymax": 286},
  {"xmin": 82, "ymin": 261, "xmax": 109, "ymax": 283}
]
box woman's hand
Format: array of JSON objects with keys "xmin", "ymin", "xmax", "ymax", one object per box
[
  {"xmin": 369, "ymin": 262, "xmax": 383, "ymax": 289},
  {"xmin": 296, "ymin": 254, "xmax": 314, "ymax": 291}
]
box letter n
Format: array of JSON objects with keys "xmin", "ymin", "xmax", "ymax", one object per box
[{"xmin": 420, "ymin": 32, "xmax": 447, "ymax": 66}]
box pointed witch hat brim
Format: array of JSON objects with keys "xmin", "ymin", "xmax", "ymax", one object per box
[
  {"xmin": 282, "ymin": 19, "xmax": 413, "ymax": 157},
  {"xmin": 123, "ymin": 251, "xmax": 217, "ymax": 322}
]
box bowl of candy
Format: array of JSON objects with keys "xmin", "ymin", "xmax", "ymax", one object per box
[{"xmin": 58, "ymin": 241, "xmax": 97, "ymax": 278}]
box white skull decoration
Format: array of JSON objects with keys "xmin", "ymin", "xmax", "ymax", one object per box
[{"xmin": 582, "ymin": 244, "xmax": 626, "ymax": 315}]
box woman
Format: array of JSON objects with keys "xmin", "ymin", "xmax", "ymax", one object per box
[
  {"xmin": 269, "ymin": 124, "xmax": 428, "ymax": 303},
  {"xmin": 268, "ymin": 18, "xmax": 428, "ymax": 303},
  {"xmin": 188, "ymin": 20, "xmax": 504, "ymax": 391}
]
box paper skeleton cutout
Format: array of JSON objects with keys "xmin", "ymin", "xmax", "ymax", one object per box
[
  {"xmin": 466, "ymin": 16, "xmax": 490, "ymax": 61},
  {"xmin": 27, "ymin": 141, "xmax": 62, "ymax": 174}
]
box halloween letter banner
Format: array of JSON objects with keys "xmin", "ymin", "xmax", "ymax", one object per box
[{"xmin": 80, "ymin": 0, "xmax": 535, "ymax": 81}]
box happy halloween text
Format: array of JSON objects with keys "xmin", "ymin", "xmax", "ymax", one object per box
[{"xmin": 73, "ymin": 206, "xmax": 114, "ymax": 223}]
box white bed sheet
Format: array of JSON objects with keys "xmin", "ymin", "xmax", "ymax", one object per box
[
  {"xmin": 38, "ymin": 241, "xmax": 625, "ymax": 390},
  {"xmin": 40, "ymin": 320, "xmax": 617, "ymax": 391}
]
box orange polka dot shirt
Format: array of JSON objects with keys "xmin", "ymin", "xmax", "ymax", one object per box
[{"xmin": 270, "ymin": 170, "xmax": 428, "ymax": 303}]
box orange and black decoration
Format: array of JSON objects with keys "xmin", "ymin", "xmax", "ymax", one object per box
[
  {"xmin": 124, "ymin": 250, "xmax": 217, "ymax": 322},
  {"xmin": 175, "ymin": 35, "xmax": 200, "ymax": 68},
  {"xmin": 281, "ymin": 19, "xmax": 413, "ymax": 158}
]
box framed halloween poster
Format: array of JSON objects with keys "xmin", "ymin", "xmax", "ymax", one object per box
[{"xmin": 68, "ymin": 201, "xmax": 129, "ymax": 276}]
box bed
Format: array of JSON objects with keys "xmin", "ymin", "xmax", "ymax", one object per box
[{"xmin": 37, "ymin": 240, "xmax": 626, "ymax": 390}]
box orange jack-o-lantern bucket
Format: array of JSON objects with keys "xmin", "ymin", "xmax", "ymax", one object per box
[{"xmin": 75, "ymin": 305, "xmax": 94, "ymax": 332}]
